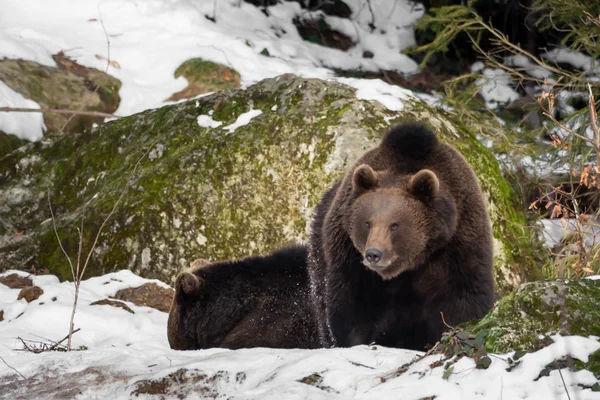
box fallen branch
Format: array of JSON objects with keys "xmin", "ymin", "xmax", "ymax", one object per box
[
  {"xmin": 0, "ymin": 107, "xmax": 119, "ymax": 119},
  {"xmin": 49, "ymin": 328, "xmax": 81, "ymax": 351}
]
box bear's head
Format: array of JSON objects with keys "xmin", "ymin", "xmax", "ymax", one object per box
[
  {"xmin": 167, "ymin": 271, "xmax": 205, "ymax": 350},
  {"xmin": 347, "ymin": 164, "xmax": 458, "ymax": 279}
]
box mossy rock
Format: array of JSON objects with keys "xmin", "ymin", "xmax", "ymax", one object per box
[
  {"xmin": 0, "ymin": 131, "xmax": 27, "ymax": 160},
  {"xmin": 470, "ymin": 279, "xmax": 600, "ymax": 353},
  {"xmin": 0, "ymin": 55, "xmax": 121, "ymax": 135},
  {"xmin": 0, "ymin": 74, "xmax": 541, "ymax": 288},
  {"xmin": 166, "ymin": 58, "xmax": 240, "ymax": 101}
]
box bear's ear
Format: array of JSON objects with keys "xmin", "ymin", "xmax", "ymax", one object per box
[
  {"xmin": 352, "ymin": 164, "xmax": 378, "ymax": 193},
  {"xmin": 409, "ymin": 169, "xmax": 439, "ymax": 200},
  {"xmin": 175, "ymin": 272, "xmax": 205, "ymax": 300}
]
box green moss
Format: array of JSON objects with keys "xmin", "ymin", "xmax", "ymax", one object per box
[
  {"xmin": 0, "ymin": 131, "xmax": 28, "ymax": 159},
  {"xmin": 167, "ymin": 58, "xmax": 240, "ymax": 100},
  {"xmin": 0, "ymin": 74, "xmax": 544, "ymax": 287},
  {"xmin": 468, "ymin": 279, "xmax": 600, "ymax": 353},
  {"xmin": 0, "ymin": 58, "xmax": 121, "ymax": 134}
]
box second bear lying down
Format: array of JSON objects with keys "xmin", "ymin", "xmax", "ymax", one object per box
[{"xmin": 167, "ymin": 245, "xmax": 319, "ymax": 350}]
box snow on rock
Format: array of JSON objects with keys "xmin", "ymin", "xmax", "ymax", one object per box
[
  {"xmin": 337, "ymin": 77, "xmax": 413, "ymax": 111},
  {"xmin": 475, "ymin": 68, "xmax": 520, "ymax": 109},
  {"xmin": 197, "ymin": 113, "xmax": 223, "ymax": 128},
  {"xmin": 0, "ymin": 80, "xmax": 45, "ymax": 141},
  {"xmin": 505, "ymin": 54, "xmax": 553, "ymax": 80},
  {"xmin": 540, "ymin": 218, "xmax": 600, "ymax": 249},
  {"xmin": 223, "ymin": 109, "xmax": 262, "ymax": 133},
  {"xmin": 1, "ymin": 269, "xmax": 600, "ymax": 399},
  {"xmin": 543, "ymin": 48, "xmax": 600, "ymax": 74}
]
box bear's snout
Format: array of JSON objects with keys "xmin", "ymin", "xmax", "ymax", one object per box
[{"xmin": 365, "ymin": 248, "xmax": 382, "ymax": 265}]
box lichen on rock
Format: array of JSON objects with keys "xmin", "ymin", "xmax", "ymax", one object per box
[
  {"xmin": 0, "ymin": 74, "xmax": 541, "ymax": 290},
  {"xmin": 470, "ymin": 278, "xmax": 600, "ymax": 353}
]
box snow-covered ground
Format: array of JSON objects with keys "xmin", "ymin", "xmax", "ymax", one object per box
[
  {"xmin": 1, "ymin": 269, "xmax": 599, "ymax": 400},
  {"xmin": 1, "ymin": 0, "xmax": 596, "ymax": 141},
  {"xmin": 0, "ymin": 0, "xmax": 426, "ymax": 140}
]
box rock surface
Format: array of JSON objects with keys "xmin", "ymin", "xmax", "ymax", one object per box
[
  {"xmin": 17, "ymin": 286, "xmax": 43, "ymax": 303},
  {"xmin": 471, "ymin": 278, "xmax": 600, "ymax": 353},
  {"xmin": 112, "ymin": 283, "xmax": 174, "ymax": 313},
  {"xmin": 0, "ymin": 74, "xmax": 541, "ymax": 290},
  {"xmin": 166, "ymin": 58, "xmax": 240, "ymax": 101},
  {"xmin": 0, "ymin": 274, "xmax": 33, "ymax": 289},
  {"xmin": 90, "ymin": 298, "xmax": 135, "ymax": 314},
  {"xmin": 0, "ymin": 54, "xmax": 121, "ymax": 144}
]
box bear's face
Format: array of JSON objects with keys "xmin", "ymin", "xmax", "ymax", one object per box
[{"xmin": 347, "ymin": 164, "xmax": 457, "ymax": 280}]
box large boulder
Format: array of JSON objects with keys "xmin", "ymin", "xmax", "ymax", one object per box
[{"xmin": 0, "ymin": 74, "xmax": 542, "ymax": 289}]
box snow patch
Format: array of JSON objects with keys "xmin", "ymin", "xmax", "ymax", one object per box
[
  {"xmin": 223, "ymin": 109, "xmax": 262, "ymax": 133},
  {"xmin": 0, "ymin": 80, "xmax": 45, "ymax": 141},
  {"xmin": 197, "ymin": 114, "xmax": 223, "ymax": 128},
  {"xmin": 476, "ymin": 68, "xmax": 520, "ymax": 109}
]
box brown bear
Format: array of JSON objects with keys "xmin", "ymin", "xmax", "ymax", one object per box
[
  {"xmin": 167, "ymin": 244, "xmax": 320, "ymax": 350},
  {"xmin": 307, "ymin": 122, "xmax": 495, "ymax": 350}
]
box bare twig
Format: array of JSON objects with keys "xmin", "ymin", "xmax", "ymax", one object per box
[
  {"xmin": 0, "ymin": 107, "xmax": 119, "ymax": 119},
  {"xmin": 376, "ymin": 341, "xmax": 441, "ymax": 384},
  {"xmin": 51, "ymin": 328, "xmax": 81, "ymax": 351},
  {"xmin": 48, "ymin": 190, "xmax": 76, "ymax": 283},
  {"xmin": 0, "ymin": 355, "xmax": 26, "ymax": 380},
  {"xmin": 440, "ymin": 312, "xmax": 454, "ymax": 330},
  {"xmin": 557, "ymin": 367, "xmax": 572, "ymax": 400},
  {"xmin": 97, "ymin": 4, "xmax": 111, "ymax": 75},
  {"xmin": 63, "ymin": 139, "xmax": 159, "ymax": 350},
  {"xmin": 588, "ymin": 84, "xmax": 600, "ymax": 163},
  {"xmin": 59, "ymin": 5, "xmax": 113, "ymax": 133}
]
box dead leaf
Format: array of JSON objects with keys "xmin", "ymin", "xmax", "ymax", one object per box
[{"xmin": 95, "ymin": 55, "xmax": 121, "ymax": 69}]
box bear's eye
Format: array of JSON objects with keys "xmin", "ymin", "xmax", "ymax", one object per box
[
  {"xmin": 365, "ymin": 221, "xmax": 371, "ymax": 230},
  {"xmin": 390, "ymin": 223, "xmax": 399, "ymax": 231}
]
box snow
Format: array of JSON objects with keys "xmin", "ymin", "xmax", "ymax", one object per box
[
  {"xmin": 0, "ymin": 0, "xmax": 425, "ymax": 140},
  {"xmin": 1, "ymin": 269, "xmax": 600, "ymax": 399},
  {"xmin": 543, "ymin": 48, "xmax": 600, "ymax": 74},
  {"xmin": 505, "ymin": 54, "xmax": 553, "ymax": 80},
  {"xmin": 475, "ymin": 67, "xmax": 520, "ymax": 109},
  {"xmin": 223, "ymin": 108, "xmax": 262, "ymax": 133},
  {"xmin": 197, "ymin": 114, "xmax": 223, "ymax": 128},
  {"xmin": 540, "ymin": 218, "xmax": 600, "ymax": 249},
  {"xmin": 337, "ymin": 77, "xmax": 413, "ymax": 111},
  {"xmin": 0, "ymin": 81, "xmax": 45, "ymax": 141}
]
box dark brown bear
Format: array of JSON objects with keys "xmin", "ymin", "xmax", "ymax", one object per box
[
  {"xmin": 307, "ymin": 123, "xmax": 495, "ymax": 350},
  {"xmin": 167, "ymin": 245, "xmax": 320, "ymax": 350}
]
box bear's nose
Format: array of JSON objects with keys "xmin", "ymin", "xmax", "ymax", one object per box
[{"xmin": 365, "ymin": 248, "xmax": 382, "ymax": 265}]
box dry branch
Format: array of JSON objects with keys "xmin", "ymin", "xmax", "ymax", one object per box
[{"xmin": 0, "ymin": 107, "xmax": 119, "ymax": 119}]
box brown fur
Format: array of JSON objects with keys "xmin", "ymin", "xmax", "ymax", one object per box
[
  {"xmin": 167, "ymin": 245, "xmax": 319, "ymax": 350},
  {"xmin": 307, "ymin": 123, "xmax": 495, "ymax": 350}
]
